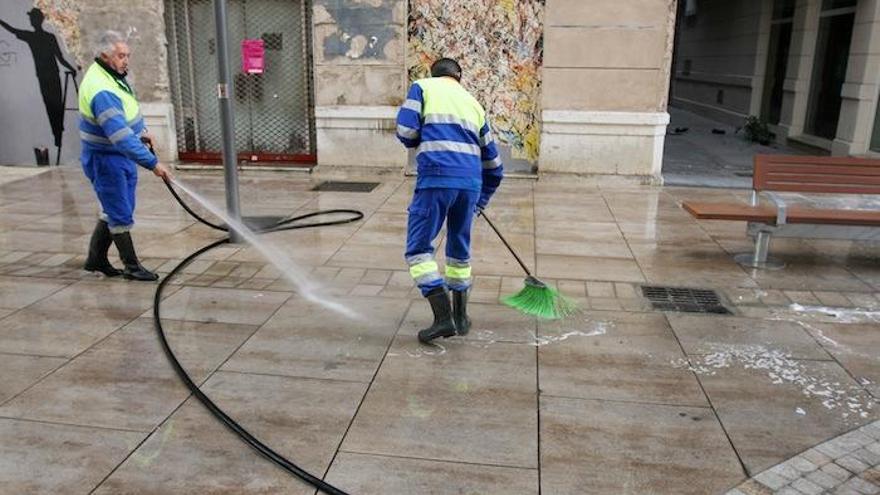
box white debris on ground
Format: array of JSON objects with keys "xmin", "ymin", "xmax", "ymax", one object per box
[{"xmin": 674, "ymin": 344, "xmax": 875, "ymax": 420}]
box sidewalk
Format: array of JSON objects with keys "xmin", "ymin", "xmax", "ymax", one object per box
[
  {"xmin": 663, "ymin": 107, "xmax": 805, "ymax": 188},
  {"xmin": 0, "ymin": 167, "xmax": 878, "ymax": 494}
]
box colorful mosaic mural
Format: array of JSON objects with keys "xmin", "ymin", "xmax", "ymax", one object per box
[{"xmin": 408, "ymin": 0, "xmax": 544, "ymax": 163}]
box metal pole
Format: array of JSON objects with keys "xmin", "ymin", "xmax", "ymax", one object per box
[{"xmin": 213, "ymin": 0, "xmax": 243, "ymax": 242}]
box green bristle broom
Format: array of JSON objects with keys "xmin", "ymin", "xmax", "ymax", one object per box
[{"xmin": 479, "ymin": 210, "xmax": 577, "ymax": 319}]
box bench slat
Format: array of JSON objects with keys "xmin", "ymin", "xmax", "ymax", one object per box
[
  {"xmin": 682, "ymin": 201, "xmax": 880, "ymax": 227},
  {"xmin": 755, "ymin": 155, "xmax": 880, "ymax": 194},
  {"xmin": 682, "ymin": 202, "xmax": 777, "ymax": 222}
]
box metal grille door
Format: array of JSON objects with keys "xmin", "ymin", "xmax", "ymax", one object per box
[{"xmin": 165, "ymin": 0, "xmax": 315, "ymax": 165}]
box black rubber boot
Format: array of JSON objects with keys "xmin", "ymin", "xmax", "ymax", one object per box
[
  {"xmin": 111, "ymin": 232, "xmax": 159, "ymax": 281},
  {"xmin": 452, "ymin": 289, "xmax": 471, "ymax": 336},
  {"xmin": 83, "ymin": 220, "xmax": 122, "ymax": 277},
  {"xmin": 417, "ymin": 287, "xmax": 457, "ymax": 344}
]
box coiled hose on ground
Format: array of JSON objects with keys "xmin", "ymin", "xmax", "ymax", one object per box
[{"xmin": 153, "ymin": 178, "xmax": 364, "ymax": 495}]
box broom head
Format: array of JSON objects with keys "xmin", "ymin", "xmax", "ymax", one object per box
[{"xmin": 501, "ymin": 276, "xmax": 577, "ymax": 319}]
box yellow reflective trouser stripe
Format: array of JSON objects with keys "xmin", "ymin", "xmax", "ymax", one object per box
[
  {"xmin": 445, "ymin": 265, "xmax": 472, "ymax": 279},
  {"xmin": 410, "ymin": 261, "xmax": 439, "ymax": 279}
]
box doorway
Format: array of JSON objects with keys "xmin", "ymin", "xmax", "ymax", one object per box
[
  {"xmin": 165, "ymin": 0, "xmax": 315, "ymax": 165},
  {"xmin": 804, "ymin": 0, "xmax": 856, "ymax": 140}
]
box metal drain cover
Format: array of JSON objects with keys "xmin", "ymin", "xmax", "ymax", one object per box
[
  {"xmin": 312, "ymin": 181, "xmax": 380, "ymax": 193},
  {"xmin": 641, "ymin": 286, "xmax": 731, "ymax": 314}
]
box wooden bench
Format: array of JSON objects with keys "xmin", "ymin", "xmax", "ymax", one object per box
[{"xmin": 681, "ymin": 154, "xmax": 880, "ymax": 268}]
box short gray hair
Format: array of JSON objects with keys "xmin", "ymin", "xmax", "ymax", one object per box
[{"xmin": 95, "ymin": 30, "xmax": 127, "ymax": 58}]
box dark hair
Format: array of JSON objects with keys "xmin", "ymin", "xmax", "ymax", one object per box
[{"xmin": 430, "ymin": 58, "xmax": 461, "ymax": 81}]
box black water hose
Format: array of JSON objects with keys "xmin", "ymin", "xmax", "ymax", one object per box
[{"xmin": 154, "ymin": 178, "xmax": 363, "ymax": 495}]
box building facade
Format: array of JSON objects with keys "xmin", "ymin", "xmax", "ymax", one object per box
[
  {"xmin": 672, "ymin": 0, "xmax": 880, "ymax": 157},
  {"xmin": 2, "ymin": 0, "xmax": 878, "ymax": 178}
]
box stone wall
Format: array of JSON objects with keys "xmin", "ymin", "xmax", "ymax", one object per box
[
  {"xmin": 0, "ymin": 0, "xmax": 173, "ymax": 166},
  {"xmin": 312, "ymin": 0, "xmax": 408, "ymax": 169}
]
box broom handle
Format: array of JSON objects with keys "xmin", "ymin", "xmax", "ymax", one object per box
[{"xmin": 478, "ymin": 209, "xmax": 533, "ymax": 278}]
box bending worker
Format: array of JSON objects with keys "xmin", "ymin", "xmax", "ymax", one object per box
[
  {"xmin": 396, "ymin": 58, "xmax": 504, "ymax": 344},
  {"xmin": 79, "ymin": 30, "xmax": 172, "ymax": 281}
]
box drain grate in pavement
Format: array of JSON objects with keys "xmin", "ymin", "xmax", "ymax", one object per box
[
  {"xmin": 640, "ymin": 286, "xmax": 731, "ymax": 314},
  {"xmin": 312, "ymin": 181, "xmax": 380, "ymax": 193}
]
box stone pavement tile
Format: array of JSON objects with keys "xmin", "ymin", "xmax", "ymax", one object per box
[
  {"xmin": 814, "ymin": 291, "xmax": 857, "ymax": 307},
  {"xmin": 0, "ymin": 229, "xmax": 90, "ymax": 253},
  {"xmin": 587, "ymin": 297, "xmax": 623, "ymax": 311},
  {"xmin": 755, "ymin": 470, "xmax": 789, "ymax": 489},
  {"xmin": 0, "ymin": 354, "xmax": 67, "ymax": 404},
  {"xmin": 0, "ymin": 281, "xmax": 159, "ymax": 358},
  {"xmin": 853, "ymin": 447, "xmax": 880, "ymax": 466},
  {"xmin": 325, "ymin": 452, "xmax": 538, "ymax": 494},
  {"xmin": 823, "ymin": 461, "xmax": 857, "ymax": 481},
  {"xmin": 157, "ymin": 286, "xmax": 290, "ymax": 325},
  {"xmin": 808, "ymin": 469, "xmax": 843, "ymax": 489},
  {"xmin": 93, "ymin": 371, "xmax": 365, "ymax": 495},
  {"xmin": 736, "ymin": 479, "xmax": 775, "ymax": 494},
  {"xmin": 844, "ymin": 293, "xmax": 880, "ymax": 309},
  {"xmin": 838, "ymin": 455, "xmax": 871, "ymax": 474},
  {"xmin": 360, "ymin": 268, "xmax": 392, "ymax": 285},
  {"xmin": 801, "ymin": 323, "xmax": 880, "ymax": 399},
  {"xmin": 803, "ymin": 448, "xmax": 833, "ymax": 467},
  {"xmin": 696, "ymin": 362, "xmax": 877, "ymax": 474},
  {"xmin": 726, "ymin": 288, "xmax": 762, "ymax": 305},
  {"xmin": 350, "ymin": 284, "xmax": 383, "ymax": 296},
  {"xmin": 539, "ymin": 311, "xmax": 707, "ymax": 406},
  {"xmin": 751, "ymin": 264, "xmax": 872, "ymax": 292},
  {"xmin": 0, "ymin": 251, "xmax": 32, "ymax": 264},
  {"xmin": 759, "ymin": 289, "xmax": 792, "ymax": 306},
  {"xmin": 784, "ymin": 291, "xmax": 823, "ymax": 306},
  {"xmin": 790, "ymin": 477, "xmax": 826, "ymax": 494},
  {"xmin": 223, "ymin": 296, "xmax": 409, "ymax": 382},
  {"xmin": 638, "ymin": 259, "xmax": 758, "ymax": 288},
  {"xmin": 557, "ymin": 280, "xmax": 586, "ymax": 298},
  {"xmin": 328, "ymin": 242, "xmax": 408, "ymax": 271},
  {"xmin": 864, "ymin": 468, "xmax": 880, "ymax": 485},
  {"xmin": 470, "ymin": 230, "xmax": 536, "ymax": 277},
  {"xmin": 0, "ymin": 418, "xmax": 144, "ymax": 494},
  {"xmin": 535, "ymin": 222, "xmax": 623, "ymax": 248},
  {"xmin": 402, "ymin": 300, "xmax": 536, "ymax": 344},
  {"xmin": 0, "ymin": 318, "xmax": 256, "ymax": 432},
  {"xmin": 536, "ymin": 239, "xmax": 633, "ymax": 259},
  {"xmin": 0, "ymin": 276, "xmax": 69, "ymax": 310},
  {"xmin": 536, "ymin": 254, "xmax": 645, "ymax": 282},
  {"xmin": 540, "ymin": 396, "xmax": 743, "ymax": 494},
  {"xmin": 841, "ymin": 477, "xmax": 880, "ymax": 495},
  {"xmin": 586, "ymin": 281, "xmax": 615, "ymax": 298},
  {"xmin": 137, "ymin": 228, "xmax": 238, "ymax": 261},
  {"xmin": 38, "ymin": 279, "xmax": 159, "ymax": 316},
  {"xmin": 615, "ymin": 282, "xmax": 639, "ymax": 298},
  {"xmin": 342, "ymin": 339, "xmax": 536, "ymax": 468},
  {"xmin": 776, "ymin": 488, "xmax": 802, "ymax": 495},
  {"xmin": 667, "ymin": 314, "xmax": 830, "ymax": 360},
  {"xmin": 235, "ymin": 277, "xmax": 274, "ymax": 290}
]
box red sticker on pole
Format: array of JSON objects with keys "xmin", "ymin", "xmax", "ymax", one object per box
[{"xmin": 241, "ymin": 39, "xmax": 265, "ymax": 74}]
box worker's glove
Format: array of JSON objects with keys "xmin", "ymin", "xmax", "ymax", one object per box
[{"xmin": 474, "ymin": 204, "xmax": 485, "ymax": 215}]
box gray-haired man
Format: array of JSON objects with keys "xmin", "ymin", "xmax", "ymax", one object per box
[{"xmin": 79, "ymin": 31, "xmax": 172, "ymax": 281}]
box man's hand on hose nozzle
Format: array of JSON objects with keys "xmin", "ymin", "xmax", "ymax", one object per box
[{"xmin": 153, "ymin": 163, "xmax": 173, "ymax": 181}]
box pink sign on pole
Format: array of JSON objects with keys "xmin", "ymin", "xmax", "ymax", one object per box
[{"xmin": 241, "ymin": 39, "xmax": 265, "ymax": 74}]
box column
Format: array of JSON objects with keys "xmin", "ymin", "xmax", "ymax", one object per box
[
  {"xmin": 832, "ymin": 0, "xmax": 880, "ymax": 156},
  {"xmin": 539, "ymin": 0, "xmax": 675, "ymax": 180}
]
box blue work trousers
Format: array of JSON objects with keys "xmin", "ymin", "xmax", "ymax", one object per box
[
  {"xmin": 405, "ymin": 188, "xmax": 478, "ymax": 295},
  {"xmin": 82, "ymin": 152, "xmax": 138, "ymax": 233}
]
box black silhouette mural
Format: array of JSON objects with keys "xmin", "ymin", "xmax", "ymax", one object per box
[{"xmin": 0, "ymin": 8, "xmax": 78, "ymax": 165}]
